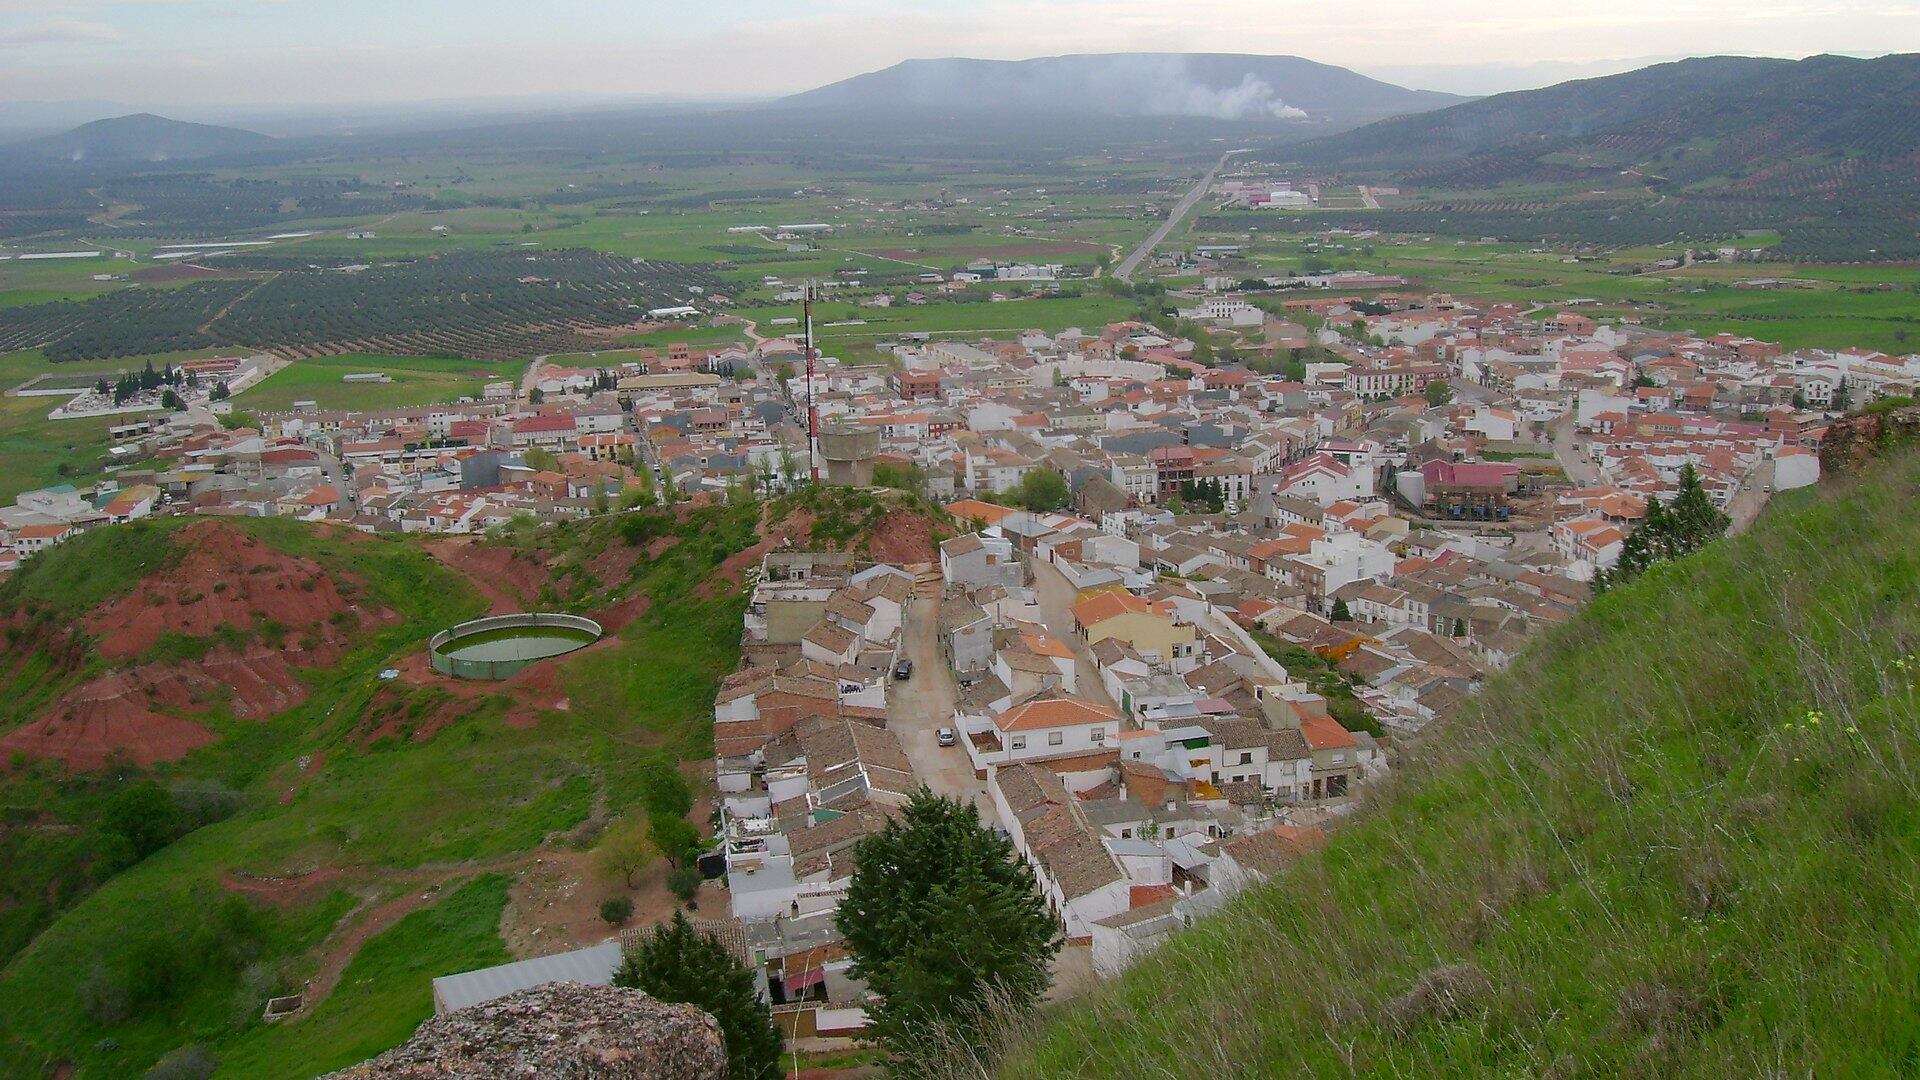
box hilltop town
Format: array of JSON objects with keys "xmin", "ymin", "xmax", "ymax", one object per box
[
  {"xmin": 171, "ymin": 272, "xmax": 1903, "ymax": 1041},
  {"xmin": 5, "ymin": 32, "xmax": 1920, "ymax": 1077}
]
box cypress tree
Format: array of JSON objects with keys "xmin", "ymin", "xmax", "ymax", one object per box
[
  {"xmin": 836, "ymin": 789, "xmax": 1060, "ymax": 1069},
  {"xmin": 614, "ymin": 911, "xmax": 782, "ymax": 1080}
]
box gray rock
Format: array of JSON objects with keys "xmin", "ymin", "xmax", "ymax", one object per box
[{"xmin": 322, "ymin": 981, "xmax": 727, "ymax": 1079}]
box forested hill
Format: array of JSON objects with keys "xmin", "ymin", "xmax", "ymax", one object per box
[
  {"xmin": 1292, "ymin": 53, "xmax": 1920, "ymax": 200},
  {"xmin": 982, "ymin": 444, "xmax": 1920, "ymax": 1077}
]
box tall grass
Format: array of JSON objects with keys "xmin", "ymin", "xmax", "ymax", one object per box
[{"xmin": 974, "ymin": 448, "xmax": 1920, "ymax": 1078}]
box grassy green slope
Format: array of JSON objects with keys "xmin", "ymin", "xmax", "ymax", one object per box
[
  {"xmin": 0, "ymin": 500, "xmax": 761, "ymax": 1077},
  {"xmin": 996, "ymin": 449, "xmax": 1920, "ymax": 1078},
  {"xmin": 212, "ymin": 875, "xmax": 512, "ymax": 1078}
]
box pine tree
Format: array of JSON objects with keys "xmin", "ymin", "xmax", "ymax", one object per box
[
  {"xmin": 1600, "ymin": 466, "xmax": 1730, "ymax": 591},
  {"xmin": 836, "ymin": 789, "xmax": 1059, "ymax": 1068},
  {"xmin": 1667, "ymin": 464, "xmax": 1730, "ymax": 556},
  {"xmin": 614, "ymin": 911, "xmax": 782, "ymax": 1080},
  {"xmin": 1331, "ymin": 597, "xmax": 1352, "ymax": 621},
  {"xmin": 1618, "ymin": 497, "xmax": 1663, "ymax": 575}
]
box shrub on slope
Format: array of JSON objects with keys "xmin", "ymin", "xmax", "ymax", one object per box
[{"xmin": 985, "ymin": 449, "xmax": 1920, "ymax": 1077}]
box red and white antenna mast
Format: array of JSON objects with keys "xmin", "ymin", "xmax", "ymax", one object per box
[{"xmin": 804, "ymin": 281, "xmax": 819, "ymax": 484}]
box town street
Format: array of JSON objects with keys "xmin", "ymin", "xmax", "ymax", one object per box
[
  {"xmin": 1550, "ymin": 412, "xmax": 1602, "ymax": 486},
  {"xmin": 1727, "ymin": 458, "xmax": 1776, "ymax": 535},
  {"xmin": 1027, "ymin": 559, "xmax": 1120, "ymax": 712},
  {"xmin": 893, "ymin": 587, "xmax": 995, "ymax": 822}
]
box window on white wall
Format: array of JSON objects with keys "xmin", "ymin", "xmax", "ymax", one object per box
[
  {"xmin": 1011, "ymin": 736, "xmax": 1027, "ymax": 750},
  {"xmin": 1091, "ymin": 728, "xmax": 1106, "ymax": 743},
  {"xmin": 1048, "ymin": 731, "xmax": 1065, "ymax": 746}
]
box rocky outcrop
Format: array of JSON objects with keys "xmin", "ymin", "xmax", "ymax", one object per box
[
  {"xmin": 1820, "ymin": 404, "xmax": 1920, "ymax": 475},
  {"xmin": 321, "ymin": 982, "xmax": 728, "ymax": 1080}
]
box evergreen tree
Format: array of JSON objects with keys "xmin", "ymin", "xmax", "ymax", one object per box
[
  {"xmin": 836, "ymin": 789, "xmax": 1060, "ymax": 1068},
  {"xmin": 1832, "ymin": 378, "xmax": 1852, "ymax": 411},
  {"xmin": 1597, "ymin": 466, "xmax": 1730, "ymax": 593},
  {"xmin": 614, "ymin": 911, "xmax": 782, "ymax": 1080},
  {"xmin": 1667, "ymin": 463, "xmax": 1731, "ymax": 556},
  {"xmin": 1331, "ymin": 597, "xmax": 1352, "ymax": 622}
]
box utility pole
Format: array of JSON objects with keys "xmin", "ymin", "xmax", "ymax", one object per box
[{"xmin": 803, "ymin": 281, "xmax": 819, "ymax": 484}]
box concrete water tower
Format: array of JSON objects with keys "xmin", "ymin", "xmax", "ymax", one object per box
[{"xmin": 818, "ymin": 424, "xmax": 880, "ymax": 487}]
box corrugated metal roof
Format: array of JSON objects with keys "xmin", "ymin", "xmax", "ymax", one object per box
[{"xmin": 431, "ymin": 940, "xmax": 623, "ymax": 1014}]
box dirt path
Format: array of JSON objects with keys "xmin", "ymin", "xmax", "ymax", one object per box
[
  {"xmin": 288, "ymin": 851, "xmax": 544, "ymax": 1017},
  {"xmin": 196, "ymin": 272, "xmax": 278, "ymax": 336}
]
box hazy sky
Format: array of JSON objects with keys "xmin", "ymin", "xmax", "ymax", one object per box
[{"xmin": 1, "ymin": 0, "xmax": 1914, "ymax": 106}]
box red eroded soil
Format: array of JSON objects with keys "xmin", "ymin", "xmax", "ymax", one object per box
[
  {"xmin": 87, "ymin": 521, "xmax": 386, "ymax": 661},
  {"xmin": 2, "ymin": 521, "xmax": 396, "ymax": 771},
  {"xmin": 0, "ymin": 671, "xmax": 217, "ymax": 769},
  {"xmin": 424, "ymin": 537, "xmax": 551, "ymax": 614},
  {"xmin": 352, "ymin": 684, "xmax": 478, "ymax": 746},
  {"xmin": 865, "ymin": 508, "xmax": 938, "ymax": 564}
]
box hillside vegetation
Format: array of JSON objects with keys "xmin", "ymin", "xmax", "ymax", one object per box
[
  {"xmin": 984, "ymin": 447, "xmax": 1920, "ymax": 1077},
  {"xmin": 0, "ymin": 499, "xmax": 765, "ymax": 1078},
  {"xmin": 1273, "ymin": 53, "xmax": 1920, "ymax": 260},
  {"xmin": 1297, "ymin": 53, "xmax": 1920, "ymax": 199}
]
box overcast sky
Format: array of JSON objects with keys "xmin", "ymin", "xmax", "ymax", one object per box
[{"xmin": 2, "ymin": 0, "xmax": 1914, "ymax": 107}]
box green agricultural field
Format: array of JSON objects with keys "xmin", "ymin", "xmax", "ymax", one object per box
[
  {"xmin": 0, "ymin": 256, "xmax": 141, "ymax": 308},
  {"xmin": 0, "ymin": 395, "xmax": 133, "ymax": 504},
  {"xmin": 614, "ymin": 323, "xmax": 750, "ymax": 349},
  {"xmin": 1185, "ymin": 227, "xmax": 1920, "ymax": 354},
  {"xmin": 237, "ymin": 353, "xmax": 523, "ymax": 412}
]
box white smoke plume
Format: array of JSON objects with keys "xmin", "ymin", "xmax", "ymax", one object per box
[{"xmin": 1144, "ymin": 73, "xmax": 1309, "ymax": 120}]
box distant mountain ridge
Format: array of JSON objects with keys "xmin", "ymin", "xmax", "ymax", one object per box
[
  {"xmin": 12, "ymin": 113, "xmax": 277, "ymax": 163},
  {"xmin": 1292, "ymin": 53, "xmax": 1920, "ymax": 198},
  {"xmin": 779, "ymin": 53, "xmax": 1464, "ymax": 125}
]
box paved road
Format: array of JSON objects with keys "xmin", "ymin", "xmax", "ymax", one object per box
[
  {"xmin": 1727, "ymin": 459, "xmax": 1775, "ymax": 536},
  {"xmin": 892, "ymin": 590, "xmax": 994, "ymax": 821},
  {"xmin": 892, "ymin": 574, "xmax": 1116, "ymax": 1001},
  {"xmin": 1027, "ymin": 561, "xmax": 1119, "ymax": 712},
  {"xmin": 1549, "ymin": 413, "xmax": 1602, "ymax": 487},
  {"xmin": 1115, "ymin": 151, "xmax": 1239, "ymax": 284}
]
